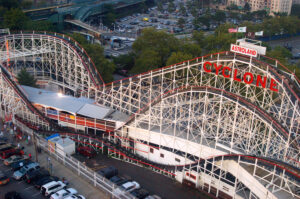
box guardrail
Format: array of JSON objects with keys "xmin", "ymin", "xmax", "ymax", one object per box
[{"xmin": 14, "ymin": 119, "xmax": 136, "ymax": 199}]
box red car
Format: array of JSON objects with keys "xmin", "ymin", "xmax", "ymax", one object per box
[
  {"xmin": 1, "ymin": 149, "xmax": 24, "ymax": 160},
  {"xmin": 76, "ymin": 146, "xmax": 96, "ymax": 158}
]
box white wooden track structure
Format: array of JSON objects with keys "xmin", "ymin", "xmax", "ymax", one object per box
[{"xmin": 0, "ymin": 32, "xmax": 299, "ymax": 199}]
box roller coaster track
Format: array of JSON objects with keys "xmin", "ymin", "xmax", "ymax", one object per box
[{"xmin": 0, "ymin": 33, "xmax": 299, "ymax": 199}]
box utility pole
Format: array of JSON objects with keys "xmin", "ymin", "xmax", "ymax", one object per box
[{"xmin": 33, "ymin": 132, "xmax": 38, "ymax": 162}]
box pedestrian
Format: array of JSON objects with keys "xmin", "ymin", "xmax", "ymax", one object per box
[
  {"xmin": 0, "ymin": 131, "xmax": 3, "ymax": 137},
  {"xmin": 17, "ymin": 143, "xmax": 20, "ymax": 149},
  {"xmin": 27, "ymin": 135, "xmax": 31, "ymax": 144},
  {"xmin": 14, "ymin": 126, "xmax": 16, "ymax": 132}
]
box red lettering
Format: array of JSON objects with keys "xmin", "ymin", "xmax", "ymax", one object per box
[
  {"xmin": 213, "ymin": 63, "xmax": 223, "ymax": 75},
  {"xmin": 256, "ymin": 75, "xmax": 267, "ymax": 88},
  {"xmin": 222, "ymin": 67, "xmax": 231, "ymax": 78},
  {"xmin": 243, "ymin": 72, "xmax": 254, "ymax": 84},
  {"xmin": 233, "ymin": 69, "xmax": 242, "ymax": 82},
  {"xmin": 270, "ymin": 79, "xmax": 278, "ymax": 92},
  {"xmin": 203, "ymin": 61, "xmax": 212, "ymax": 72}
]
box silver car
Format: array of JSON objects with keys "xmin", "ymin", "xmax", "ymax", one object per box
[{"xmin": 13, "ymin": 162, "xmax": 40, "ymax": 180}]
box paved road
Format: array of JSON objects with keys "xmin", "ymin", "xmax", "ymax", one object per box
[
  {"xmin": 0, "ymin": 123, "xmax": 109, "ymax": 199},
  {"xmin": 73, "ymin": 153, "xmax": 211, "ymax": 199},
  {"xmin": 267, "ymin": 36, "xmax": 300, "ymax": 55},
  {"xmin": 0, "ymin": 159, "xmax": 44, "ymax": 199}
]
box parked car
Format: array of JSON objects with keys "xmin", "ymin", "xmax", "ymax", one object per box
[
  {"xmin": 0, "ymin": 144, "xmax": 14, "ymax": 153},
  {"xmin": 145, "ymin": 195, "xmax": 162, "ymax": 199},
  {"xmin": 109, "ymin": 176, "xmax": 129, "ymax": 186},
  {"xmin": 13, "ymin": 162, "xmax": 40, "ymax": 180},
  {"xmin": 76, "ymin": 146, "xmax": 96, "ymax": 159},
  {"xmin": 1, "ymin": 148, "xmax": 24, "ymax": 160},
  {"xmin": 10, "ymin": 160, "xmax": 32, "ymax": 171},
  {"xmin": 0, "ymin": 171, "xmax": 9, "ymax": 185},
  {"xmin": 41, "ymin": 181, "xmax": 66, "ymax": 197},
  {"xmin": 97, "ymin": 166, "xmax": 118, "ymax": 179},
  {"xmin": 130, "ymin": 188, "xmax": 149, "ymax": 199},
  {"xmin": 65, "ymin": 194, "xmax": 86, "ymax": 199},
  {"xmin": 4, "ymin": 191, "xmax": 23, "ymax": 199},
  {"xmin": 25, "ymin": 169, "xmax": 50, "ymax": 184},
  {"xmin": 34, "ymin": 176, "xmax": 60, "ymax": 190},
  {"xmin": 4, "ymin": 155, "xmax": 28, "ymax": 166},
  {"xmin": 50, "ymin": 188, "xmax": 78, "ymax": 199},
  {"xmin": 113, "ymin": 181, "xmax": 140, "ymax": 197}
]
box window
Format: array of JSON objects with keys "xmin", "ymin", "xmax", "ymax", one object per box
[
  {"xmin": 160, "ymin": 153, "xmax": 164, "ymax": 158},
  {"xmin": 175, "ymin": 158, "xmax": 180, "ymax": 162},
  {"xmin": 186, "ymin": 172, "xmax": 196, "ymax": 180},
  {"xmin": 150, "ymin": 148, "xmax": 154, "ymax": 153}
]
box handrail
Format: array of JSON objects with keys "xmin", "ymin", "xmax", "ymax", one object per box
[{"xmin": 125, "ymin": 85, "xmax": 298, "ymax": 151}]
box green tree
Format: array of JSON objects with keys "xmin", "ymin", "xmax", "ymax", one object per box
[
  {"xmin": 4, "ymin": 8, "xmax": 29, "ymax": 30},
  {"xmin": 181, "ymin": 43, "xmax": 202, "ymax": 58},
  {"xmin": 214, "ymin": 10, "xmax": 226, "ymax": 24},
  {"xmin": 204, "ymin": 33, "xmax": 235, "ymax": 52},
  {"xmin": 113, "ymin": 52, "xmax": 135, "ymax": 70},
  {"xmin": 166, "ymin": 52, "xmax": 193, "ymax": 66},
  {"xmin": 244, "ymin": 2, "xmax": 251, "ymax": 12},
  {"xmin": 0, "ymin": 0, "xmax": 20, "ymax": 9},
  {"xmin": 179, "ymin": 3, "xmax": 186, "ymax": 16},
  {"xmin": 130, "ymin": 50, "xmax": 161, "ymax": 74},
  {"xmin": 70, "ymin": 33, "xmax": 115, "ymax": 83},
  {"xmin": 132, "ymin": 28, "xmax": 180, "ymax": 68},
  {"xmin": 168, "ymin": 1, "xmax": 176, "ymax": 13},
  {"xmin": 25, "ymin": 20, "xmax": 56, "ymax": 32},
  {"xmin": 192, "ymin": 30, "xmax": 205, "ymax": 46},
  {"xmin": 157, "ymin": 2, "xmax": 163, "ymax": 12},
  {"xmin": 190, "ymin": 7, "xmax": 198, "ymax": 18},
  {"xmin": 177, "ymin": 18, "xmax": 185, "ymax": 28},
  {"xmin": 291, "ymin": 4, "xmax": 300, "ymax": 18},
  {"xmin": 267, "ymin": 46, "xmax": 292, "ymax": 66},
  {"xmin": 17, "ymin": 68, "xmax": 38, "ymax": 88}
]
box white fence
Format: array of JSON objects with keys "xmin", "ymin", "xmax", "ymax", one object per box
[{"xmin": 14, "ymin": 119, "xmax": 136, "ymax": 199}]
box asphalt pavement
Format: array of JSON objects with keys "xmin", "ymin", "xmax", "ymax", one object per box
[{"xmin": 73, "ymin": 153, "xmax": 211, "ymax": 199}]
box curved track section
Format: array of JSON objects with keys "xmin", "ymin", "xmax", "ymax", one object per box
[
  {"xmin": 35, "ymin": 131, "xmax": 300, "ymax": 199},
  {"xmin": 122, "ymin": 86, "xmax": 299, "ymax": 167},
  {"xmin": 0, "ymin": 33, "xmax": 104, "ymax": 96},
  {"xmin": 0, "ymin": 33, "xmax": 299, "ymax": 199},
  {"xmin": 98, "ymin": 52, "xmax": 299, "ymax": 148}
]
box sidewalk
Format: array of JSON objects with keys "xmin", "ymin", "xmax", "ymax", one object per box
[{"xmin": 9, "ymin": 133, "xmax": 109, "ymax": 199}]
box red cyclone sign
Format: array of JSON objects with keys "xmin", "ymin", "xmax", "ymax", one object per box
[
  {"xmin": 231, "ymin": 44, "xmax": 257, "ymax": 57},
  {"xmin": 203, "ymin": 61, "xmax": 278, "ymax": 92}
]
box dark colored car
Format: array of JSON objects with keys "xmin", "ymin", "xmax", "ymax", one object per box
[
  {"xmin": 97, "ymin": 166, "xmax": 118, "ymax": 179},
  {"xmin": 34, "ymin": 175, "xmax": 59, "ymax": 189},
  {"xmin": 76, "ymin": 146, "xmax": 96, "ymax": 158},
  {"xmin": 130, "ymin": 188, "xmax": 150, "ymax": 199},
  {"xmin": 25, "ymin": 169, "xmax": 49, "ymax": 184},
  {"xmin": 10, "ymin": 160, "xmax": 32, "ymax": 171},
  {"xmin": 1, "ymin": 149, "xmax": 24, "ymax": 159},
  {"xmin": 109, "ymin": 176, "xmax": 129, "ymax": 186},
  {"xmin": 0, "ymin": 171, "xmax": 9, "ymax": 185},
  {"xmin": 4, "ymin": 191, "xmax": 23, "ymax": 199}
]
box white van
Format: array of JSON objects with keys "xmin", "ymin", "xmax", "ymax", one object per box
[{"xmin": 41, "ymin": 181, "xmax": 66, "ymax": 197}]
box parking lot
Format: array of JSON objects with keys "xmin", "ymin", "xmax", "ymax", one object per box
[
  {"xmin": 72, "ymin": 153, "xmax": 210, "ymax": 199},
  {"xmin": 0, "ymin": 160, "xmax": 44, "ymax": 199}
]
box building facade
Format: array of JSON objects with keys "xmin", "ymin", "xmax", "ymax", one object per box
[
  {"xmin": 227, "ymin": 0, "xmax": 293, "ymax": 15},
  {"xmin": 293, "ymin": 0, "xmax": 300, "ymax": 5}
]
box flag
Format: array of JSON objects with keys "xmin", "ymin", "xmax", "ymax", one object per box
[
  {"xmin": 255, "ymin": 31, "xmax": 264, "ymax": 36},
  {"xmin": 246, "ymin": 32, "xmax": 255, "ymax": 39},
  {"xmin": 228, "ymin": 28, "xmax": 238, "ymax": 33},
  {"xmin": 238, "ymin": 27, "xmax": 247, "ymax": 33}
]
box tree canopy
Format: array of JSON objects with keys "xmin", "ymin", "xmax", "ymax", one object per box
[
  {"xmin": 70, "ymin": 33, "xmax": 115, "ymax": 83},
  {"xmin": 17, "ymin": 68, "xmax": 38, "ymax": 88}
]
